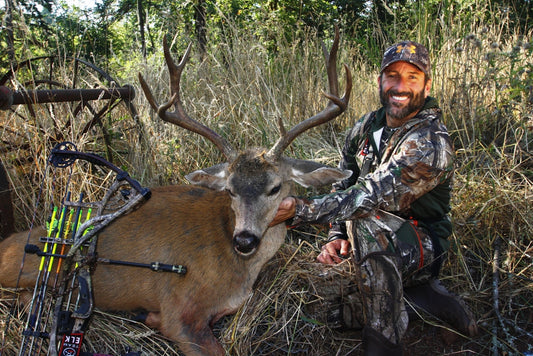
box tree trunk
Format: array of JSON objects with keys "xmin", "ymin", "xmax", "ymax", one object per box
[
  {"xmin": 137, "ymin": 0, "xmax": 146, "ymax": 58},
  {"xmin": 4, "ymin": 0, "xmax": 15, "ymax": 64},
  {"xmin": 194, "ymin": 0, "xmax": 207, "ymax": 58}
]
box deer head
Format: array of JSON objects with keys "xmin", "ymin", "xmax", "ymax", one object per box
[{"xmin": 139, "ymin": 27, "xmax": 352, "ymax": 256}]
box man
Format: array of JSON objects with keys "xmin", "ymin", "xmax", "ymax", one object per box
[{"xmin": 271, "ymin": 41, "xmax": 477, "ymax": 355}]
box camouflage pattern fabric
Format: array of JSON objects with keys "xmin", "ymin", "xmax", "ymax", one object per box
[{"xmin": 291, "ymin": 97, "xmax": 455, "ymax": 343}]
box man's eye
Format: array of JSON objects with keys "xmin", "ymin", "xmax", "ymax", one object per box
[{"xmin": 269, "ymin": 185, "xmax": 281, "ymax": 196}]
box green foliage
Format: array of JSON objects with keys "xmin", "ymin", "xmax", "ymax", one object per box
[{"xmin": 2, "ymin": 0, "xmax": 531, "ymax": 73}]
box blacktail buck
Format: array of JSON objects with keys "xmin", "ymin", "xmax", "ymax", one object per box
[{"xmin": 0, "ymin": 28, "xmax": 352, "ymax": 356}]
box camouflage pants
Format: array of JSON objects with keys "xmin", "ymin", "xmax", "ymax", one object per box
[{"xmin": 346, "ymin": 211, "xmax": 438, "ymax": 344}]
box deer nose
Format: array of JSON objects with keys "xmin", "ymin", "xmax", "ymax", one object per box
[{"xmin": 233, "ymin": 231, "xmax": 259, "ymax": 255}]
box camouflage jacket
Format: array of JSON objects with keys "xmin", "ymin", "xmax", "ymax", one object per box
[{"xmin": 292, "ymin": 96, "xmax": 455, "ymax": 240}]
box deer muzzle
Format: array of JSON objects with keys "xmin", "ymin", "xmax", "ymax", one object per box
[{"xmin": 233, "ymin": 231, "xmax": 260, "ymax": 256}]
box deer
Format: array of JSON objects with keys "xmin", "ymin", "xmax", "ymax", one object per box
[{"xmin": 0, "ymin": 27, "xmax": 352, "ymax": 356}]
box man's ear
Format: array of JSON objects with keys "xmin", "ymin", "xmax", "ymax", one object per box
[{"xmin": 424, "ymin": 78, "xmax": 432, "ymax": 97}]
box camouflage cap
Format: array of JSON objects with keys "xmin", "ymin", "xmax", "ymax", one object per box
[{"xmin": 380, "ymin": 41, "xmax": 431, "ymax": 77}]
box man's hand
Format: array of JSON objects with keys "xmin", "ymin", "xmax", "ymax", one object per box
[
  {"xmin": 269, "ymin": 197, "xmax": 296, "ymax": 227},
  {"xmin": 317, "ymin": 239, "xmax": 351, "ymax": 264}
]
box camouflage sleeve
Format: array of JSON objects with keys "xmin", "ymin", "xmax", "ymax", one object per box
[
  {"xmin": 332, "ymin": 115, "xmax": 369, "ymax": 191},
  {"xmin": 292, "ymin": 122, "xmax": 454, "ymax": 226},
  {"xmin": 326, "ymin": 116, "xmax": 367, "ymax": 240}
]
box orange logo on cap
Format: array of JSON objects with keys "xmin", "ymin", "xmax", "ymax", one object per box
[{"xmin": 396, "ymin": 44, "xmax": 416, "ymax": 54}]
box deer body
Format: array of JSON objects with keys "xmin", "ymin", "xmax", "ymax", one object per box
[
  {"xmin": 0, "ymin": 158, "xmax": 349, "ymax": 355},
  {"xmin": 0, "ymin": 28, "xmax": 352, "ymax": 355},
  {"xmin": 0, "ymin": 186, "xmax": 281, "ymax": 355}
]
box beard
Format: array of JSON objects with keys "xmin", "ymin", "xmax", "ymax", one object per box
[{"xmin": 379, "ymin": 84, "xmax": 426, "ymax": 121}]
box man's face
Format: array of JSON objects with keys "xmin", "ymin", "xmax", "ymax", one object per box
[{"xmin": 378, "ymin": 61, "xmax": 431, "ymax": 126}]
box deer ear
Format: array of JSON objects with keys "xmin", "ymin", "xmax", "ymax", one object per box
[
  {"xmin": 185, "ymin": 163, "xmax": 229, "ymax": 190},
  {"xmin": 286, "ymin": 159, "xmax": 352, "ymax": 188}
]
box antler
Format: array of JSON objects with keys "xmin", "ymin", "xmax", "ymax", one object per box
[
  {"xmin": 267, "ymin": 25, "xmax": 352, "ymax": 159},
  {"xmin": 138, "ymin": 38, "xmax": 236, "ymax": 160}
]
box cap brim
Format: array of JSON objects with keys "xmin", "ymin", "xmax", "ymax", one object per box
[{"xmin": 381, "ymin": 59, "xmax": 429, "ymax": 76}]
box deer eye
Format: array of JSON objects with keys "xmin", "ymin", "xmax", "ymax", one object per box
[
  {"xmin": 268, "ymin": 184, "xmax": 281, "ymax": 196},
  {"xmin": 225, "ymin": 188, "xmax": 236, "ymax": 197}
]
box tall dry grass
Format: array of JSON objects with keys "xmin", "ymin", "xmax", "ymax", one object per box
[
  {"xmin": 430, "ymin": 9, "xmax": 533, "ymax": 355},
  {"xmin": 1, "ymin": 8, "xmax": 532, "ymax": 356}
]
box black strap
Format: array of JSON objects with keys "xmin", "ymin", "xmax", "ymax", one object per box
[{"xmin": 419, "ymin": 218, "xmax": 445, "ymax": 277}]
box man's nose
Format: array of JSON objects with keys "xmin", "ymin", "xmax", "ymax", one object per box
[{"xmin": 393, "ymin": 76, "xmax": 410, "ymax": 92}]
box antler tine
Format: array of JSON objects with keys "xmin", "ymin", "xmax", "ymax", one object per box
[
  {"xmin": 323, "ymin": 27, "xmax": 339, "ymax": 98},
  {"xmin": 139, "ymin": 38, "xmax": 236, "ymax": 160},
  {"xmin": 267, "ymin": 25, "xmax": 352, "ymax": 159}
]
